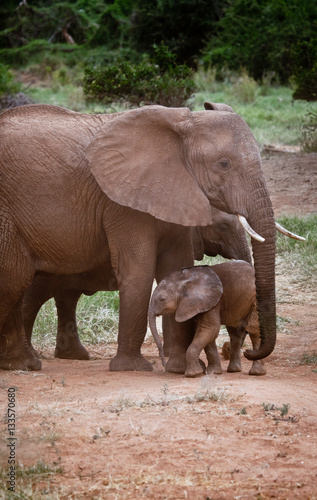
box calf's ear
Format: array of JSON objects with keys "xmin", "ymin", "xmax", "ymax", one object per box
[{"xmin": 175, "ymin": 268, "xmax": 223, "ymax": 322}]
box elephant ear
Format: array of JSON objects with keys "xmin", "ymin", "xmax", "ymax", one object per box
[
  {"xmin": 204, "ymin": 102, "xmax": 235, "ymax": 113},
  {"xmin": 175, "ymin": 267, "xmax": 223, "ymax": 322},
  {"xmin": 86, "ymin": 105, "xmax": 213, "ymax": 227}
]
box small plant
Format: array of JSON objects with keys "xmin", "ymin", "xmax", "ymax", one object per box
[
  {"xmin": 188, "ymin": 386, "xmax": 233, "ymax": 404},
  {"xmin": 262, "ymin": 402, "xmax": 298, "ymax": 423},
  {"xmin": 232, "ymin": 71, "xmax": 258, "ymax": 104},
  {"xmin": 0, "ymin": 63, "xmax": 21, "ymax": 96},
  {"xmin": 300, "ymin": 351, "xmax": 317, "ymax": 365},
  {"xmin": 300, "ymin": 107, "xmax": 317, "ymax": 153}
]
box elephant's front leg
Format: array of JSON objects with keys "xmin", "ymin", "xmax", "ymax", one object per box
[
  {"xmin": 185, "ymin": 308, "xmax": 221, "ymax": 377},
  {"xmin": 165, "ymin": 317, "xmax": 196, "ymax": 374},
  {"xmin": 109, "ymin": 273, "xmax": 155, "ymax": 371}
]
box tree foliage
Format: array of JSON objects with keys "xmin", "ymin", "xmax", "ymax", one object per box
[
  {"xmin": 0, "ymin": 0, "xmax": 102, "ymax": 49},
  {"xmin": 128, "ymin": 0, "xmax": 228, "ymax": 65},
  {"xmin": 202, "ymin": 0, "xmax": 317, "ymax": 82},
  {"xmin": 291, "ymin": 39, "xmax": 317, "ymax": 102}
]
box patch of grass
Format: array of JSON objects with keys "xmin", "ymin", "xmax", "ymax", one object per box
[
  {"xmin": 276, "ymin": 315, "xmax": 299, "ymax": 333},
  {"xmin": 32, "ymin": 291, "xmax": 120, "ymax": 351},
  {"xmin": 276, "ymin": 215, "xmax": 317, "ymax": 273},
  {"xmin": 77, "ymin": 291, "xmax": 119, "ymax": 344},
  {"xmin": 262, "ymin": 403, "xmax": 298, "ymax": 424},
  {"xmin": 0, "ymin": 461, "xmax": 63, "ymax": 498},
  {"xmin": 299, "ymin": 351, "xmax": 317, "ymax": 365},
  {"xmin": 106, "ymin": 382, "xmax": 236, "ymax": 414}
]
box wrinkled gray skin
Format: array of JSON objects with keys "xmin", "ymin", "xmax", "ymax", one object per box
[
  {"xmin": 149, "ymin": 261, "xmax": 266, "ymax": 377},
  {"xmin": 0, "ymin": 102, "xmax": 276, "ymax": 372},
  {"xmin": 23, "ymin": 207, "xmax": 252, "ymax": 361}
]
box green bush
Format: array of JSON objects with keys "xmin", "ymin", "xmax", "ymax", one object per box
[
  {"xmin": 0, "ymin": 62, "xmax": 20, "ymax": 96},
  {"xmin": 83, "ymin": 44, "xmax": 196, "ymax": 107}
]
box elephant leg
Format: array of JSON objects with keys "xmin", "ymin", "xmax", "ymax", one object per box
[
  {"xmin": 54, "ymin": 290, "xmax": 90, "ymax": 360},
  {"xmin": 0, "ymin": 299, "xmax": 41, "ymax": 371},
  {"xmin": 0, "ymin": 238, "xmax": 40, "ymax": 370},
  {"xmin": 164, "ymin": 317, "xmax": 196, "ymax": 374},
  {"xmin": 23, "ymin": 276, "xmax": 55, "ymax": 357},
  {"xmin": 109, "ymin": 274, "xmax": 155, "ymax": 371},
  {"xmin": 106, "ymin": 217, "xmax": 157, "ymax": 371},
  {"xmin": 226, "ymin": 326, "xmax": 245, "ymax": 372},
  {"xmin": 247, "ymin": 330, "xmax": 267, "ymax": 376},
  {"xmin": 185, "ymin": 308, "xmax": 221, "ymax": 378}
]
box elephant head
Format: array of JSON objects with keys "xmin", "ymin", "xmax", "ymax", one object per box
[
  {"xmin": 86, "ymin": 103, "xmax": 276, "ymax": 360},
  {"xmin": 193, "ymin": 206, "xmax": 252, "ymax": 264}
]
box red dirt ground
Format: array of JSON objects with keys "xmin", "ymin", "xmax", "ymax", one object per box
[{"xmin": 1, "ymin": 150, "xmax": 317, "ymax": 499}]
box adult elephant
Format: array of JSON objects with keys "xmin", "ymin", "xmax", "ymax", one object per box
[
  {"xmin": 22, "ymin": 208, "xmax": 252, "ymax": 362},
  {"xmin": 0, "ymin": 102, "xmax": 278, "ymax": 372}
]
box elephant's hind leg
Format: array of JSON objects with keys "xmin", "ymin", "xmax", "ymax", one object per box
[
  {"xmin": 226, "ymin": 326, "xmax": 244, "ymax": 372},
  {"xmin": 0, "ymin": 302, "xmax": 42, "ymax": 371},
  {"xmin": 247, "ymin": 330, "xmax": 267, "ymax": 376},
  {"xmin": 54, "ymin": 290, "xmax": 90, "ymax": 360},
  {"xmin": 0, "ymin": 224, "xmax": 40, "ymax": 370}
]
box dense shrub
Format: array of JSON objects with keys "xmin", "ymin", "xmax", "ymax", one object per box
[{"xmin": 83, "ymin": 44, "xmax": 196, "ymax": 107}]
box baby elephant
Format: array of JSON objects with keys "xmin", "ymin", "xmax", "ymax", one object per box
[{"xmin": 149, "ymin": 260, "xmax": 266, "ymax": 377}]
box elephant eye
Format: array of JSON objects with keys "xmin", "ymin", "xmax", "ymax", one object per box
[{"xmin": 218, "ymin": 158, "xmax": 230, "ymax": 172}]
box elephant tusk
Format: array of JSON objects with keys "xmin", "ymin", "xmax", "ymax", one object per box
[
  {"xmin": 238, "ymin": 215, "xmax": 265, "ymax": 242},
  {"xmin": 275, "ymin": 222, "xmax": 306, "ymax": 241}
]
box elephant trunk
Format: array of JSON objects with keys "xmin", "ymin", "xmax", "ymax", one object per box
[
  {"xmin": 243, "ymin": 179, "xmax": 276, "ymax": 361},
  {"xmin": 148, "ymin": 306, "xmax": 166, "ymax": 367}
]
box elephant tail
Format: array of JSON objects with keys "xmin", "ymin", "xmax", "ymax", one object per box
[{"xmin": 148, "ymin": 309, "xmax": 166, "ymax": 368}]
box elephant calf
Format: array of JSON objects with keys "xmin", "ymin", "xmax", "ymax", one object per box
[{"xmin": 149, "ymin": 260, "xmax": 266, "ymax": 377}]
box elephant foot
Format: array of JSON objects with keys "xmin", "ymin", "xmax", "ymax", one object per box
[
  {"xmin": 0, "ymin": 352, "xmax": 42, "ymax": 371},
  {"xmin": 206, "ymin": 363, "xmax": 223, "ymax": 375},
  {"xmin": 185, "ymin": 359, "xmax": 206, "ymax": 377},
  {"xmin": 249, "ymin": 360, "xmax": 267, "ymax": 376},
  {"xmin": 165, "ymin": 353, "xmax": 187, "ymax": 374},
  {"xmin": 227, "ymin": 360, "xmax": 242, "ymax": 373},
  {"xmin": 109, "ymin": 353, "xmax": 153, "ymax": 372},
  {"xmin": 54, "ymin": 344, "xmax": 90, "ymax": 360}
]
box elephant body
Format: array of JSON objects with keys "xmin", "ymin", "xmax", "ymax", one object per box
[
  {"xmin": 0, "ymin": 102, "xmax": 277, "ymax": 372},
  {"xmin": 23, "ymin": 208, "xmax": 252, "ymax": 362},
  {"xmin": 149, "ymin": 261, "xmax": 266, "ymax": 377}
]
